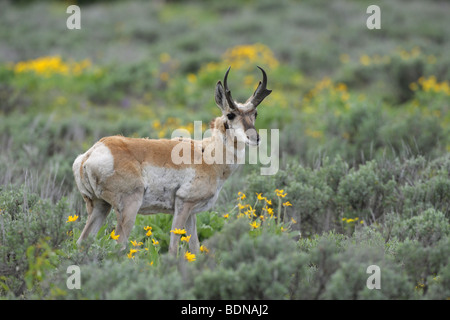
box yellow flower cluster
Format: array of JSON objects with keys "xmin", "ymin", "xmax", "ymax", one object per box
[
  {"xmin": 227, "ymin": 190, "xmax": 296, "ymax": 232},
  {"xmin": 66, "ymin": 215, "xmax": 79, "ymax": 223},
  {"xmin": 275, "ymin": 189, "xmax": 287, "ymax": 198},
  {"xmin": 223, "ymin": 43, "xmax": 279, "ymax": 70},
  {"xmin": 199, "ymin": 43, "xmax": 279, "ymax": 76},
  {"xmin": 303, "ymin": 77, "xmax": 350, "ymax": 106},
  {"xmin": 181, "ymin": 234, "xmax": 191, "ymax": 243},
  {"xmin": 342, "ymin": 217, "xmax": 364, "ymax": 225},
  {"xmin": 12, "ymin": 56, "xmax": 91, "ymax": 77},
  {"xmin": 144, "ymin": 225, "xmax": 152, "ymax": 237},
  {"xmin": 127, "ymin": 225, "xmax": 160, "ymax": 259},
  {"xmin": 410, "ymin": 76, "xmax": 450, "ymax": 95},
  {"xmin": 168, "ymin": 228, "xmax": 208, "ymax": 262},
  {"xmin": 170, "ymin": 228, "xmax": 186, "ymax": 235},
  {"xmin": 358, "ymin": 54, "xmax": 391, "ymax": 66},
  {"xmin": 304, "ymin": 128, "xmax": 323, "ymax": 139},
  {"xmin": 131, "ymin": 240, "xmax": 143, "ymax": 247},
  {"xmin": 127, "ymin": 248, "xmax": 138, "ymax": 259},
  {"xmin": 355, "ymin": 47, "xmax": 437, "ymax": 68},
  {"xmin": 110, "ymin": 230, "xmax": 120, "ymax": 240},
  {"xmin": 184, "ymin": 251, "xmax": 196, "ymax": 262},
  {"xmin": 152, "ymin": 117, "xmax": 204, "ymax": 139}
]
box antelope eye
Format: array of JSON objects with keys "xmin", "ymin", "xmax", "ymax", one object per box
[{"xmin": 227, "ymin": 113, "xmax": 236, "ymax": 120}]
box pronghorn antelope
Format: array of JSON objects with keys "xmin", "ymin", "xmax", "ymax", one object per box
[{"xmin": 72, "ymin": 66, "xmax": 272, "ymax": 254}]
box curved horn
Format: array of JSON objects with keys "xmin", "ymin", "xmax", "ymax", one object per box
[
  {"xmin": 248, "ymin": 66, "xmax": 272, "ymax": 108},
  {"xmin": 223, "ymin": 66, "xmax": 238, "ymax": 110}
]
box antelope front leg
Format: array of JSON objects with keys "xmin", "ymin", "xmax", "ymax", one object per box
[
  {"xmin": 169, "ymin": 199, "xmax": 194, "ymax": 255},
  {"xmin": 185, "ymin": 213, "xmax": 200, "ymax": 253}
]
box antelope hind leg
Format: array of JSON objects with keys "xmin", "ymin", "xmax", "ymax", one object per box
[{"xmin": 77, "ymin": 198, "xmax": 112, "ymax": 245}]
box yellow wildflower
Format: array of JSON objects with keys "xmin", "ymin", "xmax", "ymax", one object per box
[
  {"xmin": 275, "ymin": 189, "xmax": 287, "ymax": 197},
  {"xmin": 360, "ymin": 54, "xmax": 371, "ymax": 66},
  {"xmin": 223, "ymin": 213, "xmax": 229, "ymax": 219},
  {"xmin": 66, "ymin": 215, "xmax": 79, "ymax": 223},
  {"xmin": 170, "ymin": 228, "xmax": 186, "ymax": 235},
  {"xmin": 265, "ymin": 199, "xmax": 272, "ymax": 205},
  {"xmin": 152, "ymin": 238, "xmax": 159, "ymax": 245},
  {"xmin": 200, "ymin": 245, "xmax": 209, "ymax": 254},
  {"xmin": 283, "ymin": 201, "xmax": 292, "ymax": 207},
  {"xmin": 181, "ymin": 234, "xmax": 192, "ymax": 243},
  {"xmin": 130, "ymin": 240, "xmax": 143, "ymax": 247},
  {"xmin": 159, "ymin": 52, "xmax": 171, "ymax": 63},
  {"xmin": 110, "ymin": 230, "xmax": 120, "ymax": 240},
  {"xmin": 256, "ymin": 193, "xmax": 266, "ymax": 201},
  {"xmin": 238, "ymin": 192, "xmax": 246, "ymax": 200},
  {"xmin": 152, "ymin": 120, "xmax": 161, "ymax": 130},
  {"xmin": 187, "ymin": 73, "xmax": 197, "ymax": 83},
  {"xmin": 237, "ymin": 203, "xmax": 247, "ymax": 210},
  {"xmin": 185, "ymin": 251, "xmax": 196, "ymax": 262},
  {"xmin": 127, "ymin": 248, "xmax": 137, "ymax": 259},
  {"xmin": 250, "ymin": 221, "xmax": 260, "ymax": 229},
  {"xmin": 265, "ymin": 206, "xmax": 274, "ymax": 216},
  {"xmin": 144, "ymin": 225, "xmax": 152, "ymax": 236},
  {"xmin": 246, "ymin": 206, "xmax": 256, "ymax": 217}
]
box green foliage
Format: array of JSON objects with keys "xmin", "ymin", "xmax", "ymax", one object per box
[
  {"xmin": 395, "ymin": 238, "xmax": 450, "ymax": 298},
  {"xmin": 244, "ymin": 154, "xmax": 450, "ymax": 238},
  {"xmin": 0, "ymin": 186, "xmax": 70, "ymax": 296},
  {"xmin": 388, "ymin": 208, "xmax": 449, "ymax": 246},
  {"xmin": 43, "ymin": 220, "xmax": 449, "ymax": 300}
]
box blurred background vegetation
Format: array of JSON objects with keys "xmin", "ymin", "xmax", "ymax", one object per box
[{"xmin": 0, "ymin": 0, "xmax": 449, "ymax": 299}]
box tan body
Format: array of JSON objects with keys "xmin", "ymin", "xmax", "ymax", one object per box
[{"xmin": 73, "ymin": 66, "xmax": 271, "ymax": 254}]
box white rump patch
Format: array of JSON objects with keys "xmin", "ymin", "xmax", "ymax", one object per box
[{"xmin": 74, "ymin": 142, "xmax": 115, "ymax": 198}]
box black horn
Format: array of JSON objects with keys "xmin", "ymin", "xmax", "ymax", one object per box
[
  {"xmin": 223, "ymin": 66, "xmax": 238, "ymax": 110},
  {"xmin": 248, "ymin": 66, "xmax": 272, "ymax": 108}
]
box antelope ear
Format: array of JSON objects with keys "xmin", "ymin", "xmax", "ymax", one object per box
[{"xmin": 215, "ymin": 81, "xmax": 227, "ymax": 112}]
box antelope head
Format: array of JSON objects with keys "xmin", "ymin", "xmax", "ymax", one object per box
[{"xmin": 214, "ymin": 66, "xmax": 272, "ymax": 147}]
